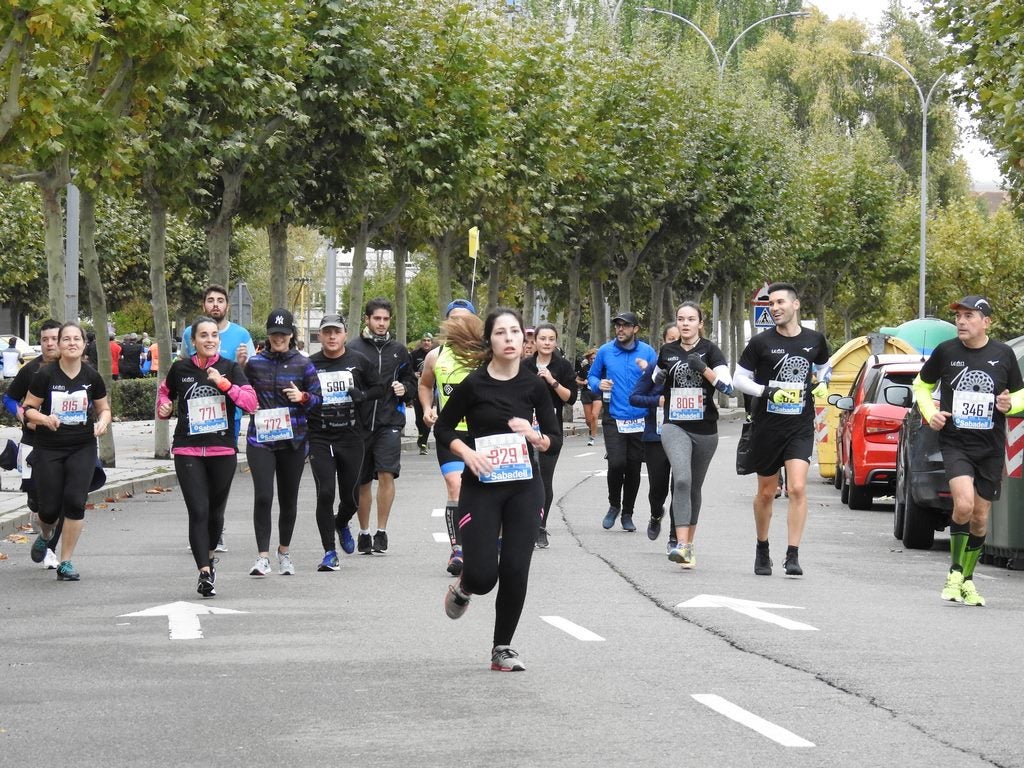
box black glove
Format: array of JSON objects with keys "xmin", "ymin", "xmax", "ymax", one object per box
[
  {"xmin": 687, "ymin": 353, "xmax": 707, "ymax": 374},
  {"xmin": 348, "ymin": 387, "xmax": 366, "ymax": 403}
]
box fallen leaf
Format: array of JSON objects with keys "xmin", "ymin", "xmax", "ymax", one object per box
[
  {"xmin": 104, "ymin": 497, "xmax": 116, "ymax": 503},
  {"xmin": 116, "ymin": 491, "xmax": 133, "ymax": 500},
  {"xmin": 5, "ymin": 534, "xmax": 28, "ymax": 543},
  {"xmin": 95, "ymin": 503, "xmax": 108, "ymax": 509},
  {"xmin": 17, "ymin": 524, "xmax": 34, "ymax": 532},
  {"xmin": 145, "ymin": 486, "xmax": 173, "ymax": 494},
  {"xmin": 0, "ymin": 552, "xmax": 8, "ymax": 560},
  {"xmin": 85, "ymin": 503, "xmax": 95, "ymax": 510}
]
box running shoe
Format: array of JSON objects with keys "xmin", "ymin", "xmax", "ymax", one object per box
[
  {"xmin": 754, "ymin": 546, "xmax": 772, "ymax": 576},
  {"xmin": 338, "ymin": 524, "xmax": 356, "ymax": 555},
  {"xmin": 318, "ymin": 550, "xmax": 340, "ymax": 571},
  {"xmin": 681, "ymin": 544, "xmax": 696, "ymax": 570},
  {"xmin": 602, "ymin": 506, "xmax": 619, "ymax": 530},
  {"xmin": 666, "ymin": 537, "xmax": 678, "ymax": 557},
  {"xmin": 56, "ymin": 561, "xmax": 80, "ymax": 581},
  {"xmin": 784, "ymin": 552, "xmax": 803, "ymax": 576},
  {"xmin": 30, "ymin": 534, "xmax": 48, "ymax": 563},
  {"xmin": 668, "ymin": 543, "xmax": 687, "ymax": 564},
  {"xmin": 357, "ymin": 532, "xmax": 373, "ymax": 555},
  {"xmin": 646, "ymin": 515, "xmax": 662, "ymax": 541},
  {"xmin": 536, "ymin": 527, "xmax": 549, "ymax": 549},
  {"xmin": 490, "ymin": 645, "xmax": 526, "ymax": 672},
  {"xmin": 447, "ymin": 546, "xmax": 464, "ymax": 576},
  {"xmin": 214, "ymin": 535, "xmax": 227, "ymax": 553},
  {"xmin": 209, "ymin": 558, "xmax": 218, "ymax": 585},
  {"xmin": 941, "ymin": 570, "xmax": 965, "ymax": 602},
  {"xmin": 277, "ymin": 551, "xmax": 295, "ymax": 575},
  {"xmin": 445, "ymin": 581, "xmax": 471, "ymax": 619},
  {"xmin": 587, "ymin": 437, "xmax": 595, "ymax": 446},
  {"xmin": 372, "ymin": 530, "xmax": 388, "ymax": 553},
  {"xmin": 197, "ymin": 570, "xmax": 216, "ymax": 597},
  {"xmin": 419, "ymin": 445, "xmax": 429, "ymax": 455},
  {"xmin": 961, "ymin": 579, "xmax": 986, "ymax": 607},
  {"xmin": 249, "ymin": 556, "xmax": 271, "ymax": 577},
  {"xmin": 620, "ymin": 513, "xmax": 636, "ymax": 532},
  {"xmin": 42, "ymin": 548, "xmax": 59, "ymax": 570}
]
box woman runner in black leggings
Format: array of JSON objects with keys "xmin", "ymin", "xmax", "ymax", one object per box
[
  {"xmin": 158, "ymin": 316, "xmax": 257, "ymax": 596},
  {"xmin": 436, "ymin": 308, "xmax": 562, "ymax": 672}
]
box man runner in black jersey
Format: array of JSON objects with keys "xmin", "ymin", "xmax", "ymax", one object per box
[
  {"xmin": 733, "ymin": 283, "xmax": 830, "ymax": 577},
  {"xmin": 913, "ymin": 296, "xmax": 1024, "ymax": 606}
]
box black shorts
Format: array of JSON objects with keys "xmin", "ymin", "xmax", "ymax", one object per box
[
  {"xmin": 436, "ymin": 430, "xmax": 469, "ymax": 476},
  {"xmin": 750, "ymin": 420, "xmax": 814, "ymax": 477},
  {"xmin": 941, "ymin": 444, "xmax": 1004, "ymax": 502},
  {"xmin": 580, "ymin": 387, "xmax": 596, "ymax": 405},
  {"xmin": 360, "ymin": 426, "xmax": 402, "ymax": 483}
]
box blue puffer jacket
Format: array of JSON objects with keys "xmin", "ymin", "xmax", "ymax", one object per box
[
  {"xmin": 628, "ymin": 366, "xmax": 663, "ymax": 443},
  {"xmin": 243, "ymin": 347, "xmax": 321, "ymax": 451},
  {"xmin": 588, "ymin": 338, "xmax": 657, "ymax": 421}
]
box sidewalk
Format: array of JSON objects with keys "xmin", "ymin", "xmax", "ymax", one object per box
[{"xmin": 1, "ymin": 405, "xmax": 745, "ymax": 537}]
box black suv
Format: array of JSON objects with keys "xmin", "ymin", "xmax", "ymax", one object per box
[{"xmin": 893, "ymin": 397, "xmax": 952, "ymax": 549}]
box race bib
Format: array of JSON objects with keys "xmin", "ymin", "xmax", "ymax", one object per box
[
  {"xmin": 952, "ymin": 390, "xmax": 994, "ymax": 430},
  {"xmin": 476, "ymin": 432, "xmax": 533, "ymax": 483},
  {"xmin": 255, "ymin": 407, "xmax": 294, "ymax": 443},
  {"xmin": 615, "ymin": 417, "xmax": 646, "ymax": 434},
  {"xmin": 52, "ymin": 391, "xmax": 88, "ymax": 425},
  {"xmin": 318, "ymin": 370, "xmax": 354, "ymax": 406},
  {"xmin": 669, "ymin": 387, "xmax": 704, "ymax": 421},
  {"xmin": 187, "ymin": 395, "xmax": 228, "ymax": 435},
  {"xmin": 766, "ymin": 379, "xmax": 804, "ymax": 416}
]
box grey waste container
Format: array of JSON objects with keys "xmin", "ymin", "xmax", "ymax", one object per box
[{"xmin": 986, "ymin": 334, "xmax": 1024, "ymax": 569}]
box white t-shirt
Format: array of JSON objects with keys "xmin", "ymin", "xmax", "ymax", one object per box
[{"xmin": 2, "ymin": 347, "xmax": 21, "ymax": 377}]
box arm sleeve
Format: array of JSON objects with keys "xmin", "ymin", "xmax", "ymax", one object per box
[
  {"xmin": 3, "ymin": 394, "xmax": 18, "ymax": 417},
  {"xmin": 814, "ymin": 361, "xmax": 833, "ymax": 384},
  {"xmin": 711, "ymin": 364, "xmax": 733, "ymax": 387},
  {"xmin": 535, "ymin": 378, "xmax": 563, "ymax": 455},
  {"xmin": 1010, "ymin": 389, "xmax": 1024, "ymax": 414},
  {"xmin": 732, "ymin": 365, "xmax": 765, "ymax": 398},
  {"xmin": 912, "ymin": 375, "xmax": 938, "ymax": 422},
  {"xmin": 302, "ymin": 361, "xmax": 322, "ymax": 412},
  {"xmin": 556, "ymin": 358, "xmax": 577, "ymax": 406}
]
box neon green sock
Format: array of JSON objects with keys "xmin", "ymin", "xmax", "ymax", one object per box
[
  {"xmin": 962, "ymin": 534, "xmax": 986, "ymax": 579},
  {"xmin": 949, "ymin": 521, "xmax": 970, "ymax": 572}
]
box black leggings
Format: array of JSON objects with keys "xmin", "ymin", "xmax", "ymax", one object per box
[
  {"xmin": 537, "ymin": 449, "xmax": 559, "ymax": 528},
  {"xmin": 458, "ymin": 474, "xmax": 543, "ymax": 647},
  {"xmin": 602, "ymin": 422, "xmax": 644, "ymax": 514},
  {"xmin": 33, "ymin": 442, "xmax": 96, "ymax": 525},
  {"xmin": 643, "ymin": 440, "xmax": 676, "ymax": 530},
  {"xmin": 246, "ymin": 443, "xmax": 307, "ymax": 552},
  {"xmin": 175, "ymin": 454, "xmax": 237, "ymax": 569},
  {"xmin": 309, "ymin": 437, "xmax": 366, "ymax": 551}
]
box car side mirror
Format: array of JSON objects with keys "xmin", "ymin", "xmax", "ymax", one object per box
[
  {"xmin": 885, "ymin": 385, "xmax": 913, "ymax": 408},
  {"xmin": 835, "ymin": 396, "xmax": 854, "ymax": 411},
  {"xmin": 827, "ymin": 393, "xmax": 843, "ymax": 406}
]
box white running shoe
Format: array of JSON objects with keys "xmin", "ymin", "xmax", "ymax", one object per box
[
  {"xmin": 277, "ymin": 551, "xmax": 295, "ymax": 575},
  {"xmin": 249, "ymin": 555, "xmax": 271, "ymax": 576},
  {"xmin": 42, "ymin": 548, "xmax": 60, "ymax": 570},
  {"xmin": 214, "ymin": 535, "xmax": 228, "ymax": 553}
]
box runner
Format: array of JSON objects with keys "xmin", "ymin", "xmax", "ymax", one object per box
[
  {"xmin": 158, "ymin": 315, "xmax": 257, "ymax": 596},
  {"xmin": 3, "ymin": 319, "xmax": 62, "ymax": 568},
  {"xmin": 22, "ymin": 322, "xmax": 112, "ymax": 581},
  {"xmin": 243, "ymin": 308, "xmax": 321, "ymax": 577},
  {"xmin": 410, "ymin": 332, "xmax": 434, "ymax": 454},
  {"xmin": 588, "ymin": 311, "xmax": 658, "ymax": 532},
  {"xmin": 913, "ymin": 295, "xmax": 1024, "ymax": 606},
  {"xmin": 307, "ymin": 314, "xmax": 383, "ymax": 571},
  {"xmin": 575, "ymin": 348, "xmax": 600, "ymax": 446},
  {"xmin": 436, "ymin": 307, "xmax": 561, "ymax": 672},
  {"xmin": 418, "ymin": 299, "xmax": 482, "ymax": 575},
  {"xmin": 647, "ymin": 302, "xmax": 732, "ymax": 568},
  {"xmin": 733, "ymin": 283, "xmax": 830, "ymax": 577},
  {"xmin": 523, "ymin": 322, "xmax": 577, "ymax": 547}
]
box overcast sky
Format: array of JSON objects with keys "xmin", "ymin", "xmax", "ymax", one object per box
[{"xmin": 809, "ymin": 0, "xmax": 1003, "ymax": 189}]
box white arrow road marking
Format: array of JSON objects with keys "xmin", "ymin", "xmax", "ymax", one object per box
[
  {"xmin": 676, "ymin": 594, "xmax": 818, "ymax": 631},
  {"xmin": 692, "ymin": 694, "xmax": 814, "ymax": 747},
  {"xmin": 432, "ymin": 532, "xmax": 449, "ymax": 543},
  {"xmin": 540, "ymin": 616, "xmax": 605, "ymax": 642},
  {"xmin": 575, "ymin": 452, "xmax": 596, "ymax": 458},
  {"xmin": 120, "ymin": 601, "xmax": 247, "ymax": 640},
  {"xmin": 431, "ymin": 508, "xmax": 445, "ymax": 517}
]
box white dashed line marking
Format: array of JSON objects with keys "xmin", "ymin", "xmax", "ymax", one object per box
[
  {"xmin": 432, "ymin": 532, "xmax": 448, "ymax": 543},
  {"xmin": 540, "ymin": 616, "xmax": 605, "ymax": 641},
  {"xmin": 691, "ymin": 694, "xmax": 814, "ymax": 747},
  {"xmin": 431, "ymin": 508, "xmax": 444, "ymax": 517}
]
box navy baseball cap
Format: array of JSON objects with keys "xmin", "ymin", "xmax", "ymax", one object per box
[{"xmin": 950, "ymin": 296, "xmax": 992, "ymax": 317}]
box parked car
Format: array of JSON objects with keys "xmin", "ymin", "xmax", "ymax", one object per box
[
  {"xmin": 829, "ymin": 354, "xmax": 924, "ymax": 508},
  {"xmin": 894, "ymin": 400, "xmax": 952, "ymax": 549}
]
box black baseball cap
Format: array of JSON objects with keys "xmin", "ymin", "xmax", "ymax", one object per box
[
  {"xmin": 266, "ymin": 308, "xmax": 295, "ymax": 333},
  {"xmin": 319, "ymin": 314, "xmax": 346, "ymax": 330},
  {"xmin": 950, "ymin": 296, "xmax": 992, "ymax": 317},
  {"xmin": 611, "ymin": 311, "xmax": 639, "ymax": 326}
]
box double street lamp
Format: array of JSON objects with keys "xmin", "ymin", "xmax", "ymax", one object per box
[{"xmin": 854, "ymin": 51, "xmax": 946, "ymax": 320}]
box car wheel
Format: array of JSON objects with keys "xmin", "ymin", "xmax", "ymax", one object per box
[
  {"xmin": 893, "ymin": 456, "xmax": 906, "ymax": 539},
  {"xmin": 840, "ymin": 464, "xmax": 850, "ymax": 505},
  {"xmin": 848, "ymin": 459, "xmax": 873, "ymax": 510},
  {"xmin": 832, "ymin": 464, "xmax": 842, "ymax": 490},
  {"xmin": 902, "ymin": 486, "xmax": 936, "ymax": 550}
]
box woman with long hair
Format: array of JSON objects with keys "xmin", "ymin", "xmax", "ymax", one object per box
[
  {"xmin": 651, "ymin": 302, "xmax": 732, "ymax": 569},
  {"xmin": 575, "ymin": 348, "xmax": 601, "ymax": 445},
  {"xmin": 523, "ymin": 322, "xmax": 577, "ymax": 547},
  {"xmin": 22, "ymin": 322, "xmax": 112, "ymax": 581},
  {"xmin": 158, "ymin": 315, "xmax": 257, "ymax": 596},
  {"xmin": 436, "ymin": 308, "xmax": 562, "ymax": 672}
]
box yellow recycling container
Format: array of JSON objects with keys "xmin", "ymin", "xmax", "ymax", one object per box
[{"xmin": 814, "ymin": 333, "xmax": 918, "ymax": 480}]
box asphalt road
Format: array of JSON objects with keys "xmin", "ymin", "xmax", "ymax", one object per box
[{"xmin": 4, "ymin": 419, "xmax": 1024, "ymax": 767}]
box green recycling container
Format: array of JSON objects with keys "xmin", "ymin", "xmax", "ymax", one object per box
[{"xmin": 986, "ymin": 334, "xmax": 1024, "ymax": 569}]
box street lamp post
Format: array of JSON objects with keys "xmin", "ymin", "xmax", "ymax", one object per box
[{"xmin": 855, "ymin": 51, "xmax": 946, "ymax": 320}]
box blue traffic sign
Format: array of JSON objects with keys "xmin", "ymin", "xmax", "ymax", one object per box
[{"xmin": 753, "ymin": 306, "xmax": 775, "ymax": 328}]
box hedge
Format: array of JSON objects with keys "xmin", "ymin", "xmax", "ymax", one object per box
[{"xmin": 0, "ymin": 375, "xmax": 159, "ymax": 426}]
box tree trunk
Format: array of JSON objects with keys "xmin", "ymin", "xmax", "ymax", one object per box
[
  {"xmin": 523, "ymin": 281, "xmax": 536, "ymax": 328},
  {"xmin": 393, "ymin": 237, "xmax": 408, "ymax": 346},
  {"xmin": 39, "ymin": 176, "xmax": 66, "ymax": 321},
  {"xmin": 79, "ymin": 186, "xmax": 116, "ymax": 466},
  {"xmin": 720, "ymin": 288, "xmax": 733, "ymax": 369},
  {"xmin": 615, "ymin": 266, "xmax": 633, "ymax": 314},
  {"xmin": 486, "ymin": 252, "xmax": 501, "ymax": 315},
  {"xmin": 734, "ymin": 285, "xmax": 746, "ymax": 367},
  {"xmin": 815, "ymin": 300, "xmax": 827, "ymax": 338},
  {"xmin": 268, "ymin": 220, "xmax": 288, "ymax": 309},
  {"xmin": 590, "ymin": 272, "xmax": 605, "ymax": 346},
  {"xmin": 205, "ymin": 166, "xmax": 245, "ymax": 288},
  {"xmin": 144, "ymin": 174, "xmax": 171, "ymax": 458},
  {"xmin": 347, "ymin": 217, "xmax": 369, "ymax": 323},
  {"xmin": 564, "ymin": 250, "xmax": 583, "ymax": 368},
  {"xmin": 648, "ymin": 274, "xmax": 663, "ymax": 346},
  {"xmin": 431, "ymin": 229, "xmax": 456, "ymax": 319}
]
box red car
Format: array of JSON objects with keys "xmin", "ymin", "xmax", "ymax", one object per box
[{"xmin": 832, "ymin": 355, "xmax": 924, "ymax": 510}]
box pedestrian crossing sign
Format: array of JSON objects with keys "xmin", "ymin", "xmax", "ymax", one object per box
[{"xmin": 754, "ymin": 306, "xmax": 775, "ymax": 328}]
